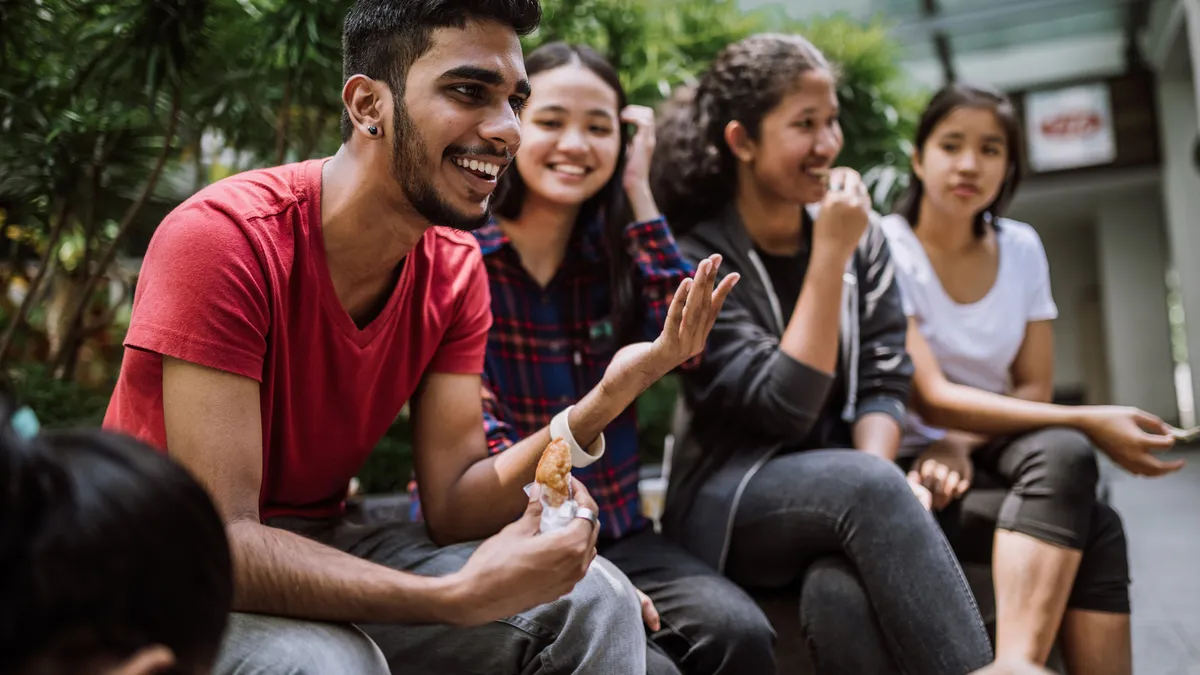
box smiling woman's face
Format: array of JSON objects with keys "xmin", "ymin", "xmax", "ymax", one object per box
[{"xmin": 513, "ymin": 62, "xmax": 622, "ymax": 207}]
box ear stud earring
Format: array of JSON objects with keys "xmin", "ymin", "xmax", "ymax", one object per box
[{"xmin": 367, "ymin": 126, "xmax": 378, "ymax": 135}]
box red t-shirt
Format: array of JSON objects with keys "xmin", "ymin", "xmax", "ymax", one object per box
[{"xmin": 103, "ymin": 159, "xmax": 492, "ymax": 520}]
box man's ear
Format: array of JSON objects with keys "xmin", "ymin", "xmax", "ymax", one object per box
[
  {"xmin": 723, "ymin": 120, "xmax": 756, "ymax": 164},
  {"xmin": 110, "ymin": 645, "xmax": 176, "ymax": 675},
  {"xmin": 343, "ymin": 74, "xmax": 388, "ymax": 140}
]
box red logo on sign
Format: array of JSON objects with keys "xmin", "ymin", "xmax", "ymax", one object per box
[{"xmin": 1041, "ymin": 111, "xmax": 1102, "ymax": 138}]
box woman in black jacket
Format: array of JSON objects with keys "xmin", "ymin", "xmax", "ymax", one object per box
[{"xmin": 651, "ymin": 33, "xmax": 993, "ymax": 674}]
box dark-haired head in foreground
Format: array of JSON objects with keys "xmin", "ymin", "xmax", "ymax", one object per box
[{"xmin": 0, "ymin": 396, "xmax": 232, "ymax": 675}]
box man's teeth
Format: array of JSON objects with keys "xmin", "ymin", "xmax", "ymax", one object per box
[
  {"xmin": 454, "ymin": 157, "xmax": 500, "ymax": 177},
  {"xmin": 552, "ymin": 164, "xmax": 586, "ymax": 176}
]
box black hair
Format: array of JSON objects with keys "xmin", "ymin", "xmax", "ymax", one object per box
[
  {"xmin": 0, "ymin": 390, "xmax": 233, "ymax": 674},
  {"xmin": 892, "ymin": 82, "xmax": 1024, "ymax": 238},
  {"xmin": 339, "ymin": 0, "xmax": 542, "ymax": 142},
  {"xmin": 493, "ymin": 41, "xmax": 642, "ymax": 348},
  {"xmin": 650, "ymin": 33, "xmax": 832, "ymax": 235}
]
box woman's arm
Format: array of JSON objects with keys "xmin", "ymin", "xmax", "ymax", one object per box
[
  {"xmin": 623, "ymin": 216, "xmax": 694, "ymax": 341},
  {"xmin": 910, "ymin": 320, "xmax": 1073, "ymax": 432},
  {"xmin": 850, "ymin": 222, "xmax": 914, "ymax": 460},
  {"xmin": 677, "ymin": 239, "xmax": 834, "ymax": 441},
  {"xmin": 1008, "ymin": 320, "xmax": 1055, "ymax": 403},
  {"xmin": 908, "ymin": 321, "xmax": 1181, "ymax": 475}
]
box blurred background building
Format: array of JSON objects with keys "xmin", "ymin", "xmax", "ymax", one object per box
[{"xmin": 749, "ymin": 0, "xmax": 1200, "ymax": 428}]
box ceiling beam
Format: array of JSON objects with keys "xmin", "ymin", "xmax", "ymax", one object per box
[
  {"xmin": 891, "ymin": 0, "xmax": 1152, "ymax": 44},
  {"xmin": 919, "ymin": 0, "xmax": 957, "ymax": 85}
]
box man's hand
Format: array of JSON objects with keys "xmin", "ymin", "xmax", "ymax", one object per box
[
  {"xmin": 445, "ymin": 481, "xmax": 601, "ymax": 626},
  {"xmin": 635, "ymin": 587, "xmax": 661, "ymax": 631},
  {"xmin": 1076, "ymin": 406, "xmax": 1185, "ymax": 477},
  {"xmin": 908, "ymin": 435, "xmax": 975, "ymax": 511},
  {"xmin": 604, "ymin": 254, "xmax": 739, "ymax": 386}
]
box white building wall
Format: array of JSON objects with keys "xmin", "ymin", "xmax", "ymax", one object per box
[
  {"xmin": 1095, "ymin": 198, "xmax": 1179, "ymax": 418},
  {"xmin": 1037, "ymin": 224, "xmax": 1101, "ymax": 400},
  {"xmin": 1156, "ymin": 74, "xmax": 1200, "ymax": 415}
]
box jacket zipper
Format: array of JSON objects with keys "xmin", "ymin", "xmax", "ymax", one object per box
[{"xmin": 715, "ymin": 248, "xmax": 788, "ymax": 572}]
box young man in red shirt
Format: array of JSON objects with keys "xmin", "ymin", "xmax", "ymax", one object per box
[{"xmin": 102, "ymin": 1, "xmax": 734, "ymax": 673}]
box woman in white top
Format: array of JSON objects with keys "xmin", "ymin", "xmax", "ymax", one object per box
[{"xmin": 882, "ymin": 83, "xmax": 1185, "ymax": 675}]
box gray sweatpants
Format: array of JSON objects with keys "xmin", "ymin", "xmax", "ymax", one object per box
[{"xmin": 215, "ymin": 517, "xmax": 647, "ymax": 675}]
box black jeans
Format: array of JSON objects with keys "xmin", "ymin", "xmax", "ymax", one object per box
[
  {"xmin": 904, "ymin": 427, "xmax": 1131, "ymax": 614},
  {"xmin": 599, "ymin": 528, "xmax": 777, "ymax": 675},
  {"xmin": 724, "ymin": 449, "xmax": 994, "ymax": 675}
]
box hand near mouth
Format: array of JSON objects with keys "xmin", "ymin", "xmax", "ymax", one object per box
[
  {"xmin": 812, "ymin": 167, "xmax": 871, "ymax": 261},
  {"xmin": 620, "ymin": 104, "xmax": 661, "ymax": 222}
]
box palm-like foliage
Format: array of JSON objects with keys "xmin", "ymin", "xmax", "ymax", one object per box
[{"xmin": 2, "ymin": 0, "xmax": 925, "ymax": 475}]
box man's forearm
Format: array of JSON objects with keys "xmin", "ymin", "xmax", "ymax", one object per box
[
  {"xmin": 228, "ymin": 520, "xmax": 463, "ymax": 625},
  {"xmin": 445, "ymin": 350, "xmax": 664, "ymax": 541}
]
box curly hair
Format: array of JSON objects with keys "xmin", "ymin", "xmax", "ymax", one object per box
[{"xmin": 651, "ymin": 33, "xmax": 831, "ymax": 234}]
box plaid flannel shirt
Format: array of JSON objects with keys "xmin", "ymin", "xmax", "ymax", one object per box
[{"xmin": 476, "ymin": 214, "xmax": 692, "ymax": 539}]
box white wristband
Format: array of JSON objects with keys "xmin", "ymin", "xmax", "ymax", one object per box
[{"xmin": 550, "ymin": 405, "xmax": 605, "ymax": 469}]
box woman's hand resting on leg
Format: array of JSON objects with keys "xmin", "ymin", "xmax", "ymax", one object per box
[{"xmin": 908, "ymin": 432, "xmax": 979, "ymax": 511}]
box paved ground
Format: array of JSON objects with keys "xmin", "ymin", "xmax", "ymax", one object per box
[{"xmin": 1108, "ymin": 446, "xmax": 1200, "ymax": 674}]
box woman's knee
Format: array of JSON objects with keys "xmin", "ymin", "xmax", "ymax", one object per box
[
  {"xmin": 814, "ymin": 451, "xmax": 909, "ymax": 500},
  {"xmin": 1014, "ymin": 427, "xmax": 1100, "ymax": 497},
  {"xmin": 838, "ymin": 451, "xmax": 924, "ymax": 515},
  {"xmin": 1068, "ymin": 502, "xmax": 1131, "ymax": 614}
]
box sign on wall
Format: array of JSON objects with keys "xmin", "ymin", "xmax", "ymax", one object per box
[{"xmin": 1025, "ymin": 82, "xmax": 1117, "ymax": 172}]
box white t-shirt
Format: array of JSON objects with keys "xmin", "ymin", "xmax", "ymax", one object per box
[{"xmin": 880, "ymin": 214, "xmax": 1058, "ymax": 452}]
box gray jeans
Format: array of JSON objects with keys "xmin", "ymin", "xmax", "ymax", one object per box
[
  {"xmin": 215, "ymin": 517, "xmax": 647, "ymax": 675},
  {"xmin": 725, "ymin": 449, "xmax": 994, "ymax": 675}
]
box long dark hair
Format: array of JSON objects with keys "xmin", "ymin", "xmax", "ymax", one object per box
[
  {"xmin": 651, "ymin": 33, "xmax": 831, "ymax": 235},
  {"xmin": 892, "ymin": 83, "xmax": 1024, "ymax": 238},
  {"xmin": 493, "ymin": 42, "xmax": 641, "ymax": 347},
  {"xmin": 0, "ymin": 391, "xmax": 232, "ymax": 674}
]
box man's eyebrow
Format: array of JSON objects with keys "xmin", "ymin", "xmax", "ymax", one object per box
[
  {"xmin": 529, "ymin": 105, "xmax": 614, "ymax": 119},
  {"xmin": 439, "ymin": 65, "xmax": 531, "ymax": 97}
]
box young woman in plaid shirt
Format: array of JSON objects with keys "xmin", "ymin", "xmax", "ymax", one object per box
[{"xmin": 473, "ymin": 42, "xmax": 776, "ymax": 675}]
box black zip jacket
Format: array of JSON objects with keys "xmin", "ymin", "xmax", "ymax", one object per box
[{"xmin": 662, "ymin": 202, "xmax": 913, "ymax": 573}]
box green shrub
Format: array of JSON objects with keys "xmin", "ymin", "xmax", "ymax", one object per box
[{"xmin": 8, "ymin": 361, "xmax": 111, "ymax": 428}]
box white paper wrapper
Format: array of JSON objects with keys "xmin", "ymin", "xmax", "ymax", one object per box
[{"xmin": 523, "ymin": 482, "xmax": 578, "ymax": 533}]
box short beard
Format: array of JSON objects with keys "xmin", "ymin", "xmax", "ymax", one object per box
[{"xmin": 390, "ymin": 99, "xmax": 491, "ymax": 232}]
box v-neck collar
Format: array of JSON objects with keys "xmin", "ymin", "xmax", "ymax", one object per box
[{"xmin": 305, "ymin": 158, "xmax": 414, "ymax": 349}]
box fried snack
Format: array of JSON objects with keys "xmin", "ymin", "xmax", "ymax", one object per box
[{"xmin": 536, "ymin": 438, "xmax": 572, "ymax": 507}]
